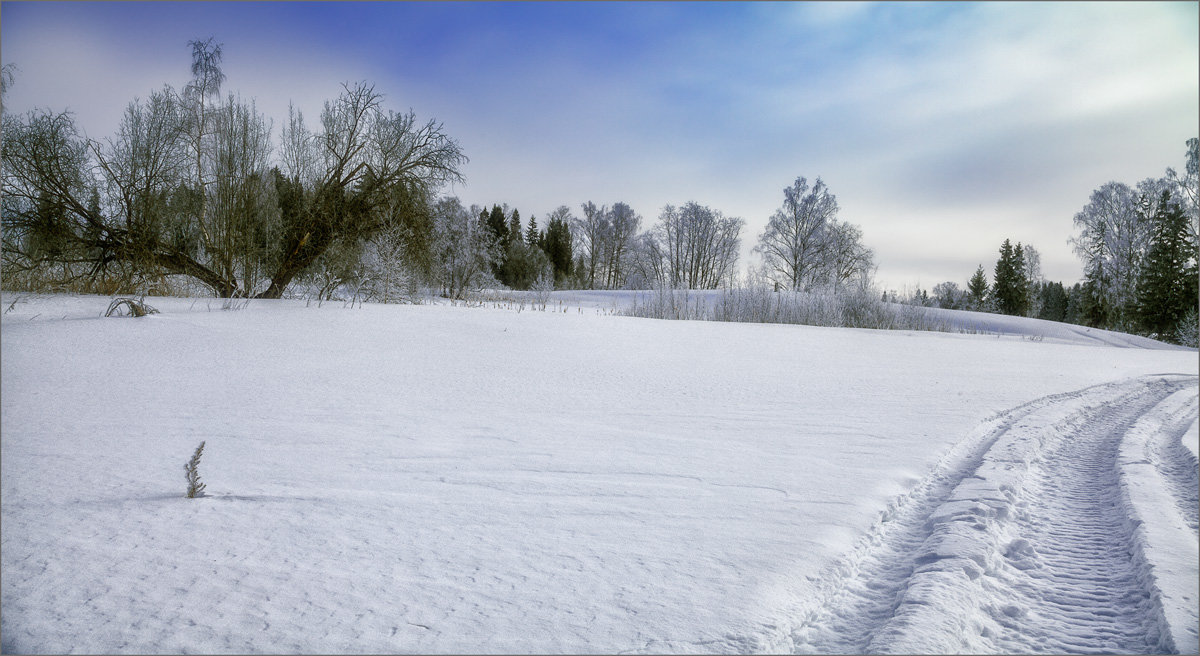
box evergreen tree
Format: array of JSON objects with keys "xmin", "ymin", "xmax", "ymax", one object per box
[
  {"xmin": 967, "ymin": 264, "xmax": 989, "ymax": 310},
  {"xmin": 542, "ymin": 216, "xmax": 574, "ymax": 287},
  {"xmin": 992, "ymin": 239, "xmax": 1024, "ymax": 315},
  {"xmin": 1012, "ymin": 242, "xmax": 1029, "ymax": 316},
  {"xmin": 485, "ymin": 204, "xmax": 507, "ymax": 245},
  {"xmin": 1079, "ymin": 262, "xmax": 1111, "ymax": 328},
  {"xmin": 1037, "ymin": 281, "xmax": 1068, "ymax": 322},
  {"xmin": 525, "ymin": 216, "xmax": 539, "ymax": 247},
  {"xmin": 1135, "ymin": 191, "xmax": 1198, "ymax": 337},
  {"xmin": 507, "ymin": 209, "xmax": 522, "ymax": 249}
]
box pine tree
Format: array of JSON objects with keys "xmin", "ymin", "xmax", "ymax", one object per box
[
  {"xmin": 967, "ymin": 264, "xmax": 989, "ymax": 310},
  {"xmin": 1135, "ymin": 191, "xmax": 1198, "ymax": 337}
]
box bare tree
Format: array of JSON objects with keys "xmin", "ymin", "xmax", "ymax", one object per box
[
  {"xmin": 820, "ymin": 218, "xmax": 875, "ymax": 289},
  {"xmin": 756, "ymin": 176, "xmax": 839, "ymax": 291},
  {"xmin": 182, "ymin": 37, "xmax": 226, "ymax": 258},
  {"xmin": 652, "ymin": 201, "xmax": 743, "ymax": 289},
  {"xmin": 574, "ymin": 201, "xmax": 608, "ymax": 289}
]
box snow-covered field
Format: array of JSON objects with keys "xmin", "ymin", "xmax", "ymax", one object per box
[{"xmin": 2, "ymin": 292, "xmax": 1196, "ymax": 654}]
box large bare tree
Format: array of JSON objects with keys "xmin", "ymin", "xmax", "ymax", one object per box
[{"xmin": 755, "ymin": 176, "xmax": 839, "ymax": 291}]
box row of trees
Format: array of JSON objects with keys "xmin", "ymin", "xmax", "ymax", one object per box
[
  {"xmin": 3, "ymin": 39, "xmax": 881, "ymax": 301},
  {"xmin": 2, "ymin": 40, "xmax": 468, "ymax": 299},
  {"xmin": 463, "ymin": 177, "xmax": 876, "ymax": 295},
  {"xmin": 1070, "ymin": 139, "xmax": 1198, "ymax": 339}
]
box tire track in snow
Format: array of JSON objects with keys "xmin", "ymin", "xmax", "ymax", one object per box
[
  {"xmin": 1142, "ymin": 390, "xmax": 1199, "ymax": 533},
  {"xmin": 789, "ymin": 375, "xmax": 1198, "ymax": 655}
]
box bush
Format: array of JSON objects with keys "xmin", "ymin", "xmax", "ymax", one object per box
[
  {"xmin": 105, "ymin": 297, "xmax": 159, "ymax": 317},
  {"xmin": 625, "ymin": 283, "xmax": 954, "ymax": 332},
  {"xmin": 1176, "ymin": 308, "xmax": 1199, "ymax": 347}
]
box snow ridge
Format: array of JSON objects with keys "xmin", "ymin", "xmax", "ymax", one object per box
[{"xmin": 787, "ymin": 375, "xmax": 1199, "ymax": 654}]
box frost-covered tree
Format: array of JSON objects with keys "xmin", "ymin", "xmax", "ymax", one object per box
[
  {"xmin": 431, "ymin": 197, "xmax": 497, "ymax": 299},
  {"xmin": 820, "ymin": 218, "xmax": 875, "ymax": 289},
  {"xmin": 572, "ymin": 201, "xmax": 611, "ymax": 289},
  {"xmin": 756, "ymin": 176, "xmax": 838, "ymax": 291},
  {"xmin": 652, "ymin": 201, "xmax": 743, "ymax": 289},
  {"xmin": 1070, "ymin": 181, "xmax": 1150, "ymax": 329},
  {"xmin": 932, "ymin": 281, "xmax": 965, "ymax": 310}
]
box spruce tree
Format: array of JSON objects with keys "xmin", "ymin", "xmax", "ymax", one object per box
[
  {"xmin": 1135, "ymin": 191, "xmax": 1197, "ymax": 337},
  {"xmin": 1012, "ymin": 242, "xmax": 1029, "ymax": 316},
  {"xmin": 1079, "ymin": 262, "xmax": 1111, "ymax": 328},
  {"xmin": 543, "ymin": 216, "xmax": 574, "ymax": 287},
  {"xmin": 486, "ymin": 205, "xmax": 507, "ymax": 244},
  {"xmin": 507, "ymin": 209, "xmax": 522, "ymax": 249},
  {"xmin": 526, "ymin": 216, "xmax": 539, "ymax": 247},
  {"xmin": 993, "ymin": 239, "xmax": 1022, "ymax": 315},
  {"xmin": 1037, "ymin": 281, "xmax": 1068, "ymax": 322},
  {"xmin": 967, "ymin": 264, "xmax": 989, "ymax": 310}
]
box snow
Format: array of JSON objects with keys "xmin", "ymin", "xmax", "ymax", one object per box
[{"xmin": 1, "ymin": 292, "xmax": 1196, "ymax": 653}]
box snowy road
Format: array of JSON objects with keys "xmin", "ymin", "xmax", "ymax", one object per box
[{"xmin": 790, "ymin": 375, "xmax": 1199, "ymax": 654}]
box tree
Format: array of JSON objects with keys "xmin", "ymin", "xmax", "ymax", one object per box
[
  {"xmin": 255, "ymin": 82, "xmax": 466, "ymax": 298},
  {"xmin": 1, "ymin": 42, "xmax": 467, "ymax": 299},
  {"xmin": 932, "ymin": 281, "xmax": 965, "ymax": 310},
  {"xmin": 756, "ymin": 176, "xmax": 838, "ymax": 291},
  {"xmin": 507, "ymin": 209, "xmax": 522, "ymax": 249},
  {"xmin": 574, "ymin": 201, "xmax": 607, "ymax": 288},
  {"xmin": 541, "ymin": 207, "xmax": 575, "ymax": 287},
  {"xmin": 601, "ymin": 202, "xmax": 641, "ymax": 289},
  {"xmin": 992, "ymin": 239, "xmax": 1028, "ymax": 316},
  {"xmin": 820, "ymin": 218, "xmax": 875, "ymax": 289},
  {"xmin": 967, "ymin": 264, "xmax": 989, "ymax": 310},
  {"xmin": 1036, "ymin": 281, "xmax": 1068, "ymax": 323},
  {"xmin": 652, "ymin": 201, "xmax": 743, "ymax": 289},
  {"xmin": 525, "ymin": 215, "xmax": 539, "ymax": 247},
  {"xmin": 1165, "ymin": 137, "xmax": 1198, "ymax": 258},
  {"xmin": 431, "ymin": 197, "xmax": 496, "ymax": 299},
  {"xmin": 181, "ymin": 37, "xmax": 226, "ymax": 268},
  {"xmin": 1070, "ymin": 181, "xmax": 1150, "ymax": 329},
  {"xmin": 1135, "ymin": 191, "xmax": 1198, "ymax": 337}
]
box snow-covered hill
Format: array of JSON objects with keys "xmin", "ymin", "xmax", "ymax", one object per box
[
  {"xmin": 1, "ymin": 293, "xmax": 1196, "ymax": 653},
  {"xmin": 546, "ymin": 289, "xmax": 1189, "ymax": 350}
]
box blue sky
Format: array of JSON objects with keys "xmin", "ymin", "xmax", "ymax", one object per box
[{"xmin": 3, "ymin": 1, "xmax": 1197, "ymax": 289}]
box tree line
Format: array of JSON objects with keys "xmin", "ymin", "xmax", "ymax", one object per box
[
  {"xmin": 2, "ymin": 40, "xmax": 878, "ymax": 302},
  {"xmin": 901, "ymin": 139, "xmax": 1198, "ymax": 345}
]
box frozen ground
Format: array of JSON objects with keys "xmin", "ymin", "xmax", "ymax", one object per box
[{"xmin": 1, "ymin": 292, "xmax": 1196, "ymax": 654}]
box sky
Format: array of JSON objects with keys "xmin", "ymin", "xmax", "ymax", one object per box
[{"xmin": 2, "ymin": 1, "xmax": 1197, "ymax": 290}]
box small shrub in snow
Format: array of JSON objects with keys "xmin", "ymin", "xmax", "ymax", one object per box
[
  {"xmin": 105, "ymin": 297, "xmax": 159, "ymax": 318},
  {"xmin": 1176, "ymin": 308, "xmax": 1199, "ymax": 348},
  {"xmin": 184, "ymin": 441, "xmax": 207, "ymax": 498}
]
